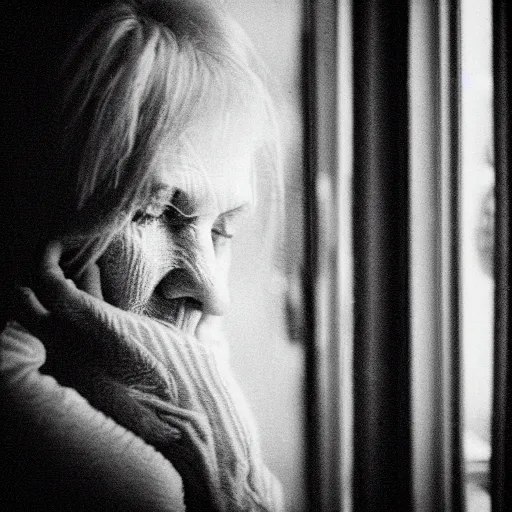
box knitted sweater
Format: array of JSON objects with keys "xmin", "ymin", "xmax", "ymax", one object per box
[{"xmin": 0, "ymin": 318, "xmax": 283, "ymax": 511}]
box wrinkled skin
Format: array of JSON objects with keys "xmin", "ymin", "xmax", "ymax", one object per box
[
  {"xmin": 13, "ymin": 242, "xmax": 275, "ymax": 511},
  {"xmin": 98, "ymin": 132, "xmax": 254, "ymax": 341},
  {"xmin": 9, "ymin": 132, "xmax": 278, "ymax": 510}
]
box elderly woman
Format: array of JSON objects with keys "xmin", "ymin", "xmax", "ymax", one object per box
[{"xmin": 0, "ymin": 1, "xmax": 283, "ymax": 510}]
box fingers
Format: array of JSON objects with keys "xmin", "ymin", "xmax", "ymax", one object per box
[
  {"xmin": 40, "ymin": 239, "xmax": 67, "ymax": 281},
  {"xmin": 11, "ymin": 286, "xmax": 51, "ymax": 339},
  {"xmin": 36, "ymin": 240, "xmax": 102, "ymax": 313},
  {"xmin": 35, "ymin": 240, "xmax": 78, "ymax": 307},
  {"xmin": 75, "ymin": 263, "xmax": 104, "ymax": 300}
]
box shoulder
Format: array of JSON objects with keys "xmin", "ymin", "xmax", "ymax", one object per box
[{"xmin": 1, "ymin": 322, "xmax": 186, "ymax": 512}]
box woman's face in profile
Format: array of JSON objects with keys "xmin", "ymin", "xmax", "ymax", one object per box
[{"xmin": 98, "ymin": 127, "xmax": 254, "ymax": 340}]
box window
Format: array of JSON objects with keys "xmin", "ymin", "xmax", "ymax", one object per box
[
  {"xmin": 224, "ymin": 1, "xmax": 306, "ymax": 510},
  {"xmin": 300, "ymin": 0, "xmax": 510, "ymax": 510},
  {"xmin": 228, "ymin": 1, "xmax": 510, "ymax": 510},
  {"xmin": 461, "ymin": 0, "xmax": 493, "ymax": 509}
]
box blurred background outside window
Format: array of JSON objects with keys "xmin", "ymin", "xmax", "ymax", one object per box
[
  {"xmin": 221, "ymin": 2, "xmax": 497, "ymax": 510},
  {"xmin": 224, "ymin": 2, "xmax": 305, "ymax": 511},
  {"xmin": 462, "ymin": 0, "xmax": 494, "ymax": 510}
]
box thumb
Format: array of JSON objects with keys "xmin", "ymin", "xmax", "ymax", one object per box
[
  {"xmin": 35, "ymin": 240, "xmax": 77, "ymax": 305},
  {"xmin": 35, "ymin": 240, "xmax": 104, "ymax": 315},
  {"xmin": 9, "ymin": 286, "xmax": 51, "ymax": 340}
]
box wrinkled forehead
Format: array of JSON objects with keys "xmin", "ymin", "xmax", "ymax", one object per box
[
  {"xmin": 151, "ymin": 113, "xmax": 258, "ymax": 214},
  {"xmin": 175, "ymin": 115, "xmax": 258, "ymax": 176}
]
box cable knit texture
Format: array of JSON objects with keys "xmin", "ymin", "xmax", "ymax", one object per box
[{"xmin": 0, "ymin": 315, "xmax": 283, "ymax": 511}]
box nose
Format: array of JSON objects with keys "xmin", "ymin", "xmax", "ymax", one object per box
[{"xmin": 157, "ymin": 229, "xmax": 230, "ymax": 316}]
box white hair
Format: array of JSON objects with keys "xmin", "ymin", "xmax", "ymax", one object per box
[{"xmin": 56, "ymin": 0, "xmax": 282, "ymax": 277}]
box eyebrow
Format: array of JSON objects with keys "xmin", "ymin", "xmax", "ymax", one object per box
[
  {"xmin": 218, "ymin": 202, "xmax": 252, "ymax": 218},
  {"xmin": 148, "ymin": 183, "xmax": 252, "ymax": 217}
]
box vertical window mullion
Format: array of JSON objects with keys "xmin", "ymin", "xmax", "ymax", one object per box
[
  {"xmin": 302, "ymin": 0, "xmax": 342, "ymax": 510},
  {"xmin": 410, "ymin": 0, "xmax": 464, "ymax": 510},
  {"xmin": 339, "ymin": 1, "xmax": 354, "ymax": 511},
  {"xmin": 352, "ymin": 1, "xmax": 412, "ymax": 510},
  {"xmin": 439, "ymin": 0, "xmax": 464, "ymax": 509},
  {"xmin": 410, "ymin": 0, "xmax": 445, "ymax": 505},
  {"xmin": 491, "ymin": 0, "xmax": 511, "ymax": 509}
]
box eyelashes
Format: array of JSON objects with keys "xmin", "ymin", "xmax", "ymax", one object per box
[
  {"xmin": 132, "ymin": 202, "xmax": 193, "ymax": 227},
  {"xmin": 132, "ymin": 204, "xmax": 234, "ymax": 240},
  {"xmin": 211, "ymin": 216, "xmax": 236, "ymax": 240},
  {"xmin": 211, "ymin": 228, "xmax": 233, "ymax": 240}
]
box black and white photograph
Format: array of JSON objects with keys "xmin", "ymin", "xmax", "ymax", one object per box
[{"xmin": 1, "ymin": 1, "xmax": 509, "ymax": 511}]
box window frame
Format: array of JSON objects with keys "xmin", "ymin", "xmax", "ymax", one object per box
[{"xmin": 302, "ymin": 1, "xmax": 466, "ymax": 510}]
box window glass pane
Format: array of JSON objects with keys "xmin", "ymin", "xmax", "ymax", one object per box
[
  {"xmin": 461, "ymin": 0, "xmax": 493, "ymax": 509},
  {"xmin": 224, "ymin": 2, "xmax": 306, "ymax": 510}
]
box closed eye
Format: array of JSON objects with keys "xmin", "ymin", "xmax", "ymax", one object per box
[
  {"xmin": 211, "ymin": 203, "xmax": 250, "ymax": 240},
  {"xmin": 133, "ymin": 202, "xmax": 196, "ymax": 227},
  {"xmin": 211, "ymin": 228, "xmax": 234, "ymax": 239}
]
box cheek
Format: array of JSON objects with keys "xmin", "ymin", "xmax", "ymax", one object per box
[{"xmin": 98, "ymin": 223, "xmax": 175, "ymax": 310}]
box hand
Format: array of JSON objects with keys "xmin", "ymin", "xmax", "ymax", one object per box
[
  {"xmin": 11, "ymin": 241, "xmax": 185, "ymax": 446},
  {"xmin": 11, "ymin": 241, "xmax": 278, "ymax": 511}
]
